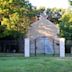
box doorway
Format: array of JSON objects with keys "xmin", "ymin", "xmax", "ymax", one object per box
[{"xmin": 30, "ymin": 36, "xmax": 54, "ymax": 56}]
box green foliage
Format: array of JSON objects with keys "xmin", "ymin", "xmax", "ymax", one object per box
[
  {"xmin": 69, "ymin": 0, "xmax": 72, "ymax": 5},
  {"xmin": 37, "ymin": 7, "xmax": 45, "ymax": 13},
  {"xmin": 0, "ymin": 0, "xmax": 33, "ymax": 38},
  {"xmin": 0, "ymin": 25, "xmax": 6, "ymax": 38},
  {"xmin": 59, "ymin": 11, "xmax": 72, "ymax": 39},
  {"xmin": 46, "ymin": 8, "xmax": 65, "ymax": 24}
]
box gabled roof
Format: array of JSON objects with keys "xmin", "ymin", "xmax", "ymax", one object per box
[
  {"xmin": 27, "ymin": 15, "xmax": 59, "ymax": 39},
  {"xmin": 31, "ymin": 15, "xmax": 58, "ymax": 33}
]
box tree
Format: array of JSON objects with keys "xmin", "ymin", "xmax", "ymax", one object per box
[
  {"xmin": 0, "ymin": 0, "xmax": 33, "ymax": 38},
  {"xmin": 46, "ymin": 8, "xmax": 65, "ymax": 24},
  {"xmin": 69, "ymin": 0, "xmax": 72, "ymax": 5},
  {"xmin": 59, "ymin": 11, "xmax": 72, "ymax": 40}
]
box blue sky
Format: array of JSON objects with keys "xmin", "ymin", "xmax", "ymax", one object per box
[{"xmin": 29, "ymin": 0, "xmax": 69, "ymax": 9}]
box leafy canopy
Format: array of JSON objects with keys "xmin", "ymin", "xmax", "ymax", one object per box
[
  {"xmin": 0, "ymin": 0, "xmax": 33, "ymax": 38},
  {"xmin": 59, "ymin": 11, "xmax": 72, "ymax": 40}
]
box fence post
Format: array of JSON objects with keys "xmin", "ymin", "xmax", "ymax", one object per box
[
  {"xmin": 60, "ymin": 38, "xmax": 65, "ymax": 58},
  {"xmin": 24, "ymin": 38, "xmax": 30, "ymax": 57}
]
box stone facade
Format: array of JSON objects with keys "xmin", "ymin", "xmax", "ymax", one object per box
[{"xmin": 27, "ymin": 15, "xmax": 60, "ymax": 55}]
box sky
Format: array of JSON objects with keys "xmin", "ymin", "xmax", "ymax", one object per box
[{"xmin": 29, "ymin": 0, "xmax": 70, "ymax": 9}]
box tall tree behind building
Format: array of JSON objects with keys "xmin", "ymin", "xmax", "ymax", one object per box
[{"xmin": 0, "ymin": 0, "xmax": 35, "ymax": 38}]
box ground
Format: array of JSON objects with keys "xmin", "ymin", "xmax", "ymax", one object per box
[{"xmin": 0, "ymin": 55, "xmax": 72, "ymax": 72}]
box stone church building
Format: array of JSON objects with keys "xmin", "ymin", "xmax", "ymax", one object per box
[{"xmin": 27, "ymin": 14, "xmax": 60, "ymax": 55}]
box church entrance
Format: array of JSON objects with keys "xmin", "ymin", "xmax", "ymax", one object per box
[{"xmin": 30, "ymin": 36, "xmax": 55, "ymax": 56}]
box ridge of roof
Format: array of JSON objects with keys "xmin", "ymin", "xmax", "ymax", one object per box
[{"xmin": 31, "ymin": 15, "xmax": 56, "ymax": 27}]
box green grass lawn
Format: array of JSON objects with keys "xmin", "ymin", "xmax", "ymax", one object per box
[{"xmin": 0, "ymin": 56, "xmax": 72, "ymax": 72}]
